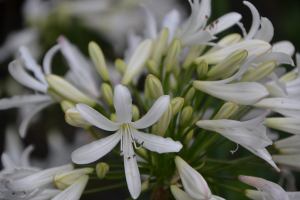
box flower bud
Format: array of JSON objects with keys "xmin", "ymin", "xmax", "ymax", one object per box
[
  {"xmin": 183, "ymin": 45, "xmax": 206, "ymax": 70},
  {"xmin": 265, "ymin": 117, "xmax": 300, "ymax": 135},
  {"xmin": 110, "ymin": 113, "xmax": 119, "ymax": 123},
  {"xmin": 54, "ymin": 168, "xmax": 94, "ymax": 190},
  {"xmin": 184, "ymin": 88, "xmax": 195, "ymax": 106},
  {"xmin": 101, "ymin": 83, "xmax": 113, "ymax": 106},
  {"xmin": 144, "ymin": 83, "xmax": 151, "ymax": 100},
  {"xmin": 213, "ymin": 101, "xmax": 239, "ymax": 120},
  {"xmin": 96, "ymin": 163, "xmax": 109, "ymax": 179},
  {"xmin": 151, "ymin": 124, "xmax": 157, "ymax": 135},
  {"xmin": 47, "ymin": 88, "xmax": 64, "ymax": 102},
  {"xmin": 88, "ymin": 41, "xmax": 110, "ymax": 81},
  {"xmin": 207, "ymin": 50, "xmax": 248, "ymax": 77},
  {"xmin": 146, "ymin": 60, "xmax": 160, "ymax": 78},
  {"xmin": 164, "ymin": 38, "xmax": 181, "ymax": 73},
  {"xmin": 205, "ymin": 33, "xmax": 242, "ymax": 55},
  {"xmin": 273, "ymin": 154, "xmax": 300, "ymax": 169},
  {"xmin": 274, "ymin": 135, "xmax": 300, "ymax": 150},
  {"xmin": 152, "ymin": 28, "xmax": 169, "ymax": 64},
  {"xmin": 180, "ymin": 106, "xmax": 193, "ymax": 126},
  {"xmin": 196, "ymin": 60, "xmax": 208, "ymax": 78},
  {"xmin": 221, "ymin": 64, "xmax": 241, "ymax": 79},
  {"xmin": 146, "ymin": 74, "xmax": 164, "ymax": 99},
  {"xmin": 170, "ymin": 97, "xmax": 184, "ymax": 116},
  {"xmin": 169, "ymin": 73, "xmax": 178, "ymax": 91},
  {"xmin": 156, "ymin": 103, "xmax": 172, "ymax": 136},
  {"xmin": 184, "ymin": 127, "xmax": 194, "ymax": 145},
  {"xmin": 136, "ymin": 147, "xmax": 148, "ymax": 159},
  {"xmin": 46, "ymin": 74, "xmax": 96, "ymax": 107},
  {"xmin": 115, "ymin": 58, "xmax": 127, "ymax": 76},
  {"xmin": 240, "ymin": 61, "xmax": 276, "ymax": 82},
  {"xmin": 280, "ymin": 71, "xmax": 298, "ymax": 83},
  {"xmin": 170, "ymin": 185, "xmax": 194, "ymax": 200},
  {"xmin": 132, "ymin": 104, "xmax": 140, "ymax": 122},
  {"xmin": 61, "ymin": 100, "xmax": 75, "ymax": 112},
  {"xmin": 65, "ymin": 108, "xmax": 92, "ymax": 127},
  {"xmin": 141, "ymin": 179, "xmax": 149, "ymax": 191}
]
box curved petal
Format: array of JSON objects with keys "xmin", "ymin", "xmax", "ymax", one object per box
[
  {"xmin": 162, "ymin": 9, "xmax": 181, "ymax": 43},
  {"xmin": 244, "ymin": 1, "xmax": 260, "ymax": 40},
  {"xmin": 272, "ymin": 41, "xmax": 295, "ymax": 57},
  {"xmin": 20, "ymin": 145, "xmax": 35, "ymax": 167},
  {"xmin": 140, "ymin": 4, "xmax": 157, "ymax": 40},
  {"xmin": 1, "ymin": 153, "xmax": 16, "ymax": 170},
  {"xmin": 254, "ymin": 52, "xmax": 294, "ymax": 66},
  {"xmin": 8, "ymin": 61, "xmax": 47, "ymax": 93},
  {"xmin": 114, "ymin": 84, "xmax": 132, "ymax": 123},
  {"xmin": 131, "ymin": 95, "xmax": 170, "ymax": 129},
  {"xmin": 133, "ymin": 130, "xmax": 182, "ymax": 153},
  {"xmin": 214, "ymin": 12, "xmax": 242, "ymax": 35},
  {"xmin": 181, "ymin": 31, "xmax": 216, "ymax": 47},
  {"xmin": 254, "ymin": 17, "xmax": 274, "ymax": 42},
  {"xmin": 43, "ymin": 44, "xmax": 61, "ymax": 75},
  {"xmin": 76, "ymin": 103, "xmax": 119, "ymax": 131},
  {"xmin": 19, "ymin": 101, "xmax": 54, "ymax": 138},
  {"xmin": 0, "ymin": 95, "xmax": 52, "ymax": 110},
  {"xmin": 71, "ymin": 131, "xmax": 121, "ymax": 164}
]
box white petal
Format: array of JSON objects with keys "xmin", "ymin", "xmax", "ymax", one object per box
[
  {"xmin": 8, "ymin": 61, "xmax": 47, "ymax": 93},
  {"xmin": 162, "ymin": 9, "xmax": 181, "ymax": 44},
  {"xmin": 274, "ymin": 135, "xmax": 300, "ymax": 149},
  {"xmin": 273, "ymin": 154, "xmax": 300, "ymax": 169},
  {"xmin": 266, "ymin": 117, "xmax": 300, "ymax": 135},
  {"xmin": 264, "ymin": 72, "xmax": 288, "ymax": 97},
  {"xmin": 114, "ymin": 84, "xmax": 132, "ymax": 124},
  {"xmin": 4, "ymin": 126, "xmax": 23, "ymax": 165},
  {"xmin": 71, "ymin": 131, "xmax": 120, "ymax": 164},
  {"xmin": 170, "ymin": 185, "xmax": 194, "ymax": 200},
  {"xmin": 19, "ymin": 101, "xmax": 54, "ymax": 138},
  {"xmin": 1, "ymin": 153, "xmax": 16, "ymax": 170},
  {"xmin": 214, "ymin": 12, "xmax": 242, "ymax": 35},
  {"xmin": 141, "ymin": 4, "xmax": 157, "ymax": 40},
  {"xmin": 254, "ymin": 17, "xmax": 274, "ymax": 42},
  {"xmin": 272, "ymin": 41, "xmax": 295, "ymax": 57},
  {"xmin": 19, "ymin": 46, "xmax": 47, "ymax": 85},
  {"xmin": 32, "ymin": 189, "xmax": 62, "ymax": 200},
  {"xmin": 181, "ymin": 30, "xmax": 216, "ymax": 47},
  {"xmin": 287, "ymin": 192, "xmax": 300, "ymax": 200},
  {"xmin": 124, "ymin": 30, "xmax": 143, "ymax": 64},
  {"xmin": 132, "ymin": 95, "xmax": 170, "ymax": 129},
  {"xmin": 51, "ymin": 175, "xmax": 88, "ymax": 200},
  {"xmin": 0, "ymin": 95, "xmax": 52, "ymax": 110},
  {"xmin": 244, "ymin": 1, "xmax": 261, "ymax": 40},
  {"xmin": 133, "ymin": 130, "xmax": 182, "ymax": 153},
  {"xmin": 43, "ymin": 44, "xmax": 61, "ymax": 75},
  {"xmin": 76, "ymin": 103, "xmax": 119, "ymax": 131},
  {"xmin": 254, "ymin": 52, "xmax": 294, "ymax": 66},
  {"xmin": 20, "ymin": 145, "xmax": 34, "ymax": 167}
]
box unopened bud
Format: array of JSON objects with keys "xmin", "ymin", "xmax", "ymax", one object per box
[
  {"xmin": 207, "ymin": 50, "xmax": 248, "ymax": 77},
  {"xmin": 144, "ymin": 83, "xmax": 151, "ymax": 100},
  {"xmin": 96, "ymin": 163, "xmax": 109, "ymax": 179},
  {"xmin": 170, "ymin": 97, "xmax": 184, "ymax": 116},
  {"xmin": 146, "ymin": 74, "xmax": 164, "ymax": 99},
  {"xmin": 88, "ymin": 41, "xmax": 110, "ymax": 81},
  {"xmin": 180, "ymin": 106, "xmax": 193, "ymax": 126},
  {"xmin": 152, "ymin": 28, "xmax": 169, "ymax": 64},
  {"xmin": 110, "ymin": 113, "xmax": 119, "ymax": 123},
  {"xmin": 170, "ymin": 185, "xmax": 192, "ymax": 200},
  {"xmin": 132, "ymin": 104, "xmax": 140, "ymax": 121},
  {"xmin": 136, "ymin": 147, "xmax": 148, "ymax": 159},
  {"xmin": 47, "ymin": 88, "xmax": 64, "ymax": 102},
  {"xmin": 240, "ymin": 61, "xmax": 276, "ymax": 82},
  {"xmin": 101, "ymin": 83, "xmax": 113, "ymax": 106},
  {"xmin": 141, "ymin": 179, "xmax": 149, "ymax": 191},
  {"xmin": 54, "ymin": 168, "xmax": 93, "ymax": 190},
  {"xmin": 280, "ymin": 72, "xmax": 298, "ymax": 83},
  {"xmin": 46, "ymin": 74, "xmax": 96, "ymax": 107},
  {"xmin": 169, "ymin": 73, "xmax": 178, "ymax": 91},
  {"xmin": 115, "ymin": 58, "xmax": 127, "ymax": 76},
  {"xmin": 196, "ymin": 60, "xmax": 208, "ymax": 78},
  {"xmin": 151, "ymin": 124, "xmax": 157, "ymax": 135},
  {"xmin": 205, "ymin": 33, "xmax": 242, "ymax": 55},
  {"xmin": 183, "ymin": 45, "xmax": 206, "ymax": 69},
  {"xmin": 156, "ymin": 103, "xmax": 172, "ymax": 136},
  {"xmin": 221, "ymin": 64, "xmax": 241, "ymax": 79},
  {"xmin": 146, "ymin": 60, "xmax": 160, "ymax": 78},
  {"xmin": 213, "ymin": 101, "xmax": 239, "ymax": 120},
  {"xmin": 184, "ymin": 87, "xmax": 195, "ymax": 106},
  {"xmin": 184, "ymin": 127, "xmax": 194, "ymax": 145},
  {"xmin": 61, "ymin": 100, "xmax": 75, "ymax": 112},
  {"xmin": 164, "ymin": 38, "xmax": 181, "ymax": 73},
  {"xmin": 65, "ymin": 108, "xmax": 92, "ymax": 127}
]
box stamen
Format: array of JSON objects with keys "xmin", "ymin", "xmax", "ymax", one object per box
[
  {"xmin": 141, "ymin": 141, "xmax": 144, "ymax": 146},
  {"xmin": 128, "ymin": 125, "xmax": 143, "ymax": 149},
  {"xmin": 133, "ymin": 154, "xmax": 136, "ymax": 158},
  {"xmin": 230, "ymin": 143, "xmax": 239, "ymax": 154},
  {"xmin": 12, "ymin": 192, "xmax": 15, "ymax": 195},
  {"xmin": 203, "ymin": 27, "xmax": 206, "ymax": 31},
  {"xmin": 205, "ymin": 15, "xmax": 209, "ymax": 19},
  {"xmin": 127, "ymin": 157, "xmax": 131, "ymax": 161},
  {"xmin": 119, "ymin": 150, "xmax": 124, "ymax": 156},
  {"xmin": 215, "ymin": 20, "xmax": 219, "ymax": 24}
]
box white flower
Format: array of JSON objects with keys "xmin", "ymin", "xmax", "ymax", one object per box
[
  {"xmin": 274, "ymin": 135, "xmax": 300, "ymax": 150},
  {"xmin": 272, "ymin": 154, "xmax": 300, "ymax": 169},
  {"xmin": 265, "ymin": 117, "xmax": 300, "ymax": 135},
  {"xmin": 196, "ymin": 110, "xmax": 279, "ymax": 171},
  {"xmin": 272, "ymin": 41, "xmax": 295, "ymax": 57},
  {"xmin": 245, "ymin": 189, "xmax": 300, "ymax": 200},
  {"xmin": 72, "ymin": 84, "xmax": 182, "ymax": 199},
  {"xmin": 239, "ymin": 175, "xmax": 289, "ymax": 200}
]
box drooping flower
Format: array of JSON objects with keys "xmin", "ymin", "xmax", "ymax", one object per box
[{"xmin": 72, "ymin": 84, "xmax": 183, "ymax": 199}]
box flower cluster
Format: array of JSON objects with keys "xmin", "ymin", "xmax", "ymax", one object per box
[{"xmin": 1, "ymin": 0, "xmax": 300, "ymax": 199}]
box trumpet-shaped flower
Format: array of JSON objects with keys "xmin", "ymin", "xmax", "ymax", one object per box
[{"xmin": 72, "ymin": 84, "xmax": 183, "ymax": 199}]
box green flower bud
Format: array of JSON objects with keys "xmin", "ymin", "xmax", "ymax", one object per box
[
  {"xmin": 156, "ymin": 103, "xmax": 172, "ymax": 136},
  {"xmin": 169, "ymin": 73, "xmax": 178, "ymax": 91},
  {"xmin": 240, "ymin": 61, "xmax": 276, "ymax": 82},
  {"xmin": 46, "ymin": 74, "xmax": 96, "ymax": 107},
  {"xmin": 196, "ymin": 60, "xmax": 208, "ymax": 78},
  {"xmin": 280, "ymin": 71, "xmax": 298, "ymax": 83},
  {"xmin": 141, "ymin": 179, "xmax": 149, "ymax": 191},
  {"xmin": 213, "ymin": 101, "xmax": 239, "ymax": 120},
  {"xmin": 101, "ymin": 83, "xmax": 114, "ymax": 106},
  {"xmin": 170, "ymin": 97, "xmax": 184, "ymax": 116},
  {"xmin": 144, "ymin": 82, "xmax": 151, "ymax": 100},
  {"xmin": 146, "ymin": 60, "xmax": 160, "ymax": 78},
  {"xmin": 54, "ymin": 168, "xmax": 94, "ymax": 190},
  {"xmin": 115, "ymin": 58, "xmax": 127, "ymax": 76},
  {"xmin": 184, "ymin": 126, "xmax": 194, "ymax": 145},
  {"xmin": 110, "ymin": 113, "xmax": 119, "ymax": 123},
  {"xmin": 88, "ymin": 41, "xmax": 110, "ymax": 81},
  {"xmin": 221, "ymin": 64, "xmax": 241, "ymax": 80},
  {"xmin": 182, "ymin": 45, "xmax": 205, "ymax": 69},
  {"xmin": 184, "ymin": 87, "xmax": 195, "ymax": 106},
  {"xmin": 96, "ymin": 163, "xmax": 109, "ymax": 179},
  {"xmin": 180, "ymin": 106, "xmax": 193, "ymax": 126},
  {"xmin": 61, "ymin": 100, "xmax": 75, "ymax": 112},
  {"xmin": 151, "ymin": 124, "xmax": 157, "ymax": 135},
  {"xmin": 207, "ymin": 50, "xmax": 248, "ymax": 77},
  {"xmin": 132, "ymin": 104, "xmax": 140, "ymax": 121},
  {"xmin": 65, "ymin": 108, "xmax": 92, "ymax": 127},
  {"xmin": 205, "ymin": 33, "xmax": 242, "ymax": 55},
  {"xmin": 47, "ymin": 88, "xmax": 64, "ymax": 103},
  {"xmin": 164, "ymin": 38, "xmax": 181, "ymax": 73},
  {"xmin": 146, "ymin": 74, "xmax": 164, "ymax": 99},
  {"xmin": 136, "ymin": 147, "xmax": 148, "ymax": 159},
  {"xmin": 152, "ymin": 28, "xmax": 169, "ymax": 64}
]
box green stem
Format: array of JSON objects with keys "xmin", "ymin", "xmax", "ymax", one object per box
[
  {"xmin": 83, "ymin": 183, "xmax": 127, "ymax": 194},
  {"xmin": 180, "ymin": 124, "xmax": 197, "ymax": 143},
  {"xmin": 86, "ymin": 127, "xmax": 100, "ymax": 140},
  {"xmin": 130, "ymin": 83, "xmax": 149, "ymax": 112},
  {"xmin": 164, "ymin": 72, "xmax": 170, "ymax": 94},
  {"xmin": 94, "ymin": 104, "xmax": 109, "ymax": 118},
  {"xmin": 207, "ymin": 180, "xmax": 244, "ymax": 194}
]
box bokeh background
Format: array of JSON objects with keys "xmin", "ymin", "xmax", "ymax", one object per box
[{"xmin": 1, "ymin": 0, "xmax": 300, "ymax": 199}]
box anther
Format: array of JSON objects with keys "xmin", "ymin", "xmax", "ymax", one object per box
[
  {"xmin": 127, "ymin": 157, "xmax": 131, "ymax": 161},
  {"xmin": 203, "ymin": 27, "xmax": 206, "ymax": 31},
  {"xmin": 205, "ymin": 15, "xmax": 209, "ymax": 19},
  {"xmin": 119, "ymin": 150, "xmax": 123, "ymax": 156},
  {"xmin": 133, "ymin": 154, "xmax": 136, "ymax": 158},
  {"xmin": 141, "ymin": 141, "xmax": 144, "ymax": 146},
  {"xmin": 12, "ymin": 192, "xmax": 15, "ymax": 195},
  {"xmin": 215, "ymin": 20, "xmax": 219, "ymax": 24},
  {"xmin": 211, "ymin": 23, "xmax": 215, "ymax": 28}
]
